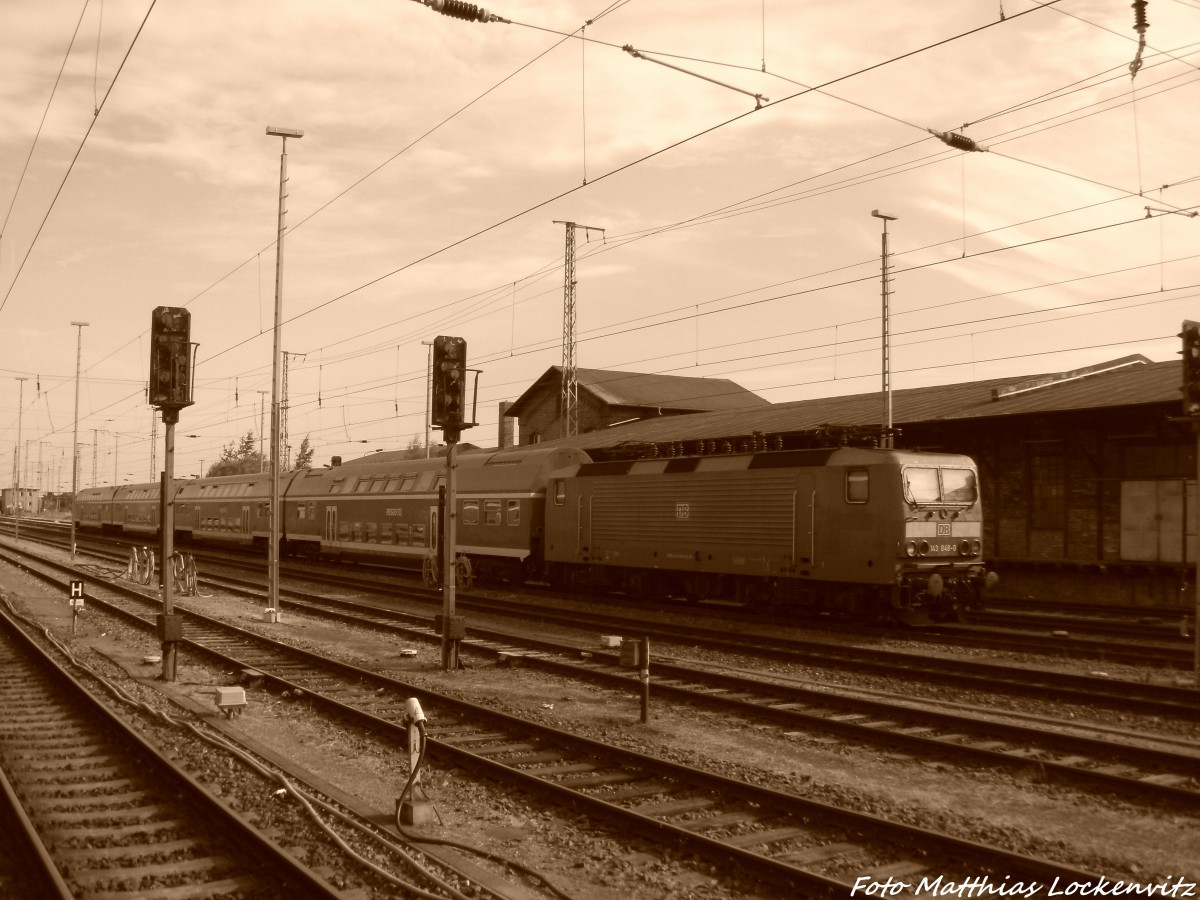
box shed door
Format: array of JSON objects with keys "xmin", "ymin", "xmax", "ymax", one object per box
[{"xmin": 1120, "ymin": 480, "xmax": 1196, "ymax": 563}]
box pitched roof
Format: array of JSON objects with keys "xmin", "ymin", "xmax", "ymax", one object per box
[
  {"xmin": 534, "ymin": 355, "xmax": 1179, "ymax": 452},
  {"xmin": 504, "ymin": 366, "xmax": 769, "ymax": 418}
]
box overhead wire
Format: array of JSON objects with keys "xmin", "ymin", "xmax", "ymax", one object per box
[
  {"xmin": 0, "ymin": 0, "xmax": 159, "ymax": 317},
  {"xmin": 14, "ymin": 1, "xmax": 1199, "ymax": 458},
  {"xmin": 0, "ymin": 0, "xmax": 91, "ymax": 246}
]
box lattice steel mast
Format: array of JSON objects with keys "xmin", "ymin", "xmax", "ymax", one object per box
[{"xmin": 553, "ymin": 220, "xmax": 604, "ymax": 437}]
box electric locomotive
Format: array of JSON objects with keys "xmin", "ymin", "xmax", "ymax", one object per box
[{"xmin": 541, "ymin": 445, "xmax": 989, "ymax": 623}]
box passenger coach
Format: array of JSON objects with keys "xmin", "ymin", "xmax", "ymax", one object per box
[{"xmin": 284, "ymin": 446, "xmax": 591, "ymax": 582}]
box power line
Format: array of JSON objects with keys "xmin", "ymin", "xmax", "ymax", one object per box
[{"xmin": 0, "ymin": 0, "xmax": 159, "ymax": 318}]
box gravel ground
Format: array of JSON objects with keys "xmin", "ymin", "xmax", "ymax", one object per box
[{"xmin": 1, "ymin": 548, "xmax": 1198, "ymax": 899}]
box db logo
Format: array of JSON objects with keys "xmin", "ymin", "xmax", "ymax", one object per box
[
  {"xmin": 936, "ymin": 523, "xmax": 951, "ymax": 536},
  {"xmin": 675, "ymin": 503, "xmax": 690, "ymax": 519}
]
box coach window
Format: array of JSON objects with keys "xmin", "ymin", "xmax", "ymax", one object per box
[
  {"xmin": 846, "ymin": 468, "xmax": 869, "ymax": 503},
  {"xmin": 507, "ymin": 500, "xmax": 520, "ymax": 526},
  {"xmin": 400, "ymin": 476, "xmax": 416, "ymax": 492},
  {"xmin": 410, "ymin": 523, "xmax": 425, "ymax": 547},
  {"xmin": 485, "ymin": 500, "xmax": 501, "ymax": 525},
  {"xmin": 356, "ymin": 478, "xmax": 373, "ymax": 494},
  {"xmin": 553, "ymin": 480, "xmax": 565, "ymax": 505},
  {"xmin": 415, "ymin": 471, "xmax": 437, "ymax": 492},
  {"xmin": 463, "ymin": 501, "xmax": 480, "ymax": 526},
  {"xmin": 395, "ymin": 523, "xmax": 410, "ymax": 545},
  {"xmin": 365, "ymin": 523, "xmax": 378, "ymax": 543},
  {"xmin": 381, "ymin": 523, "xmax": 393, "ymax": 543},
  {"xmin": 385, "ymin": 476, "xmax": 401, "ymax": 492},
  {"xmin": 352, "ymin": 522, "xmax": 363, "ymax": 542}
]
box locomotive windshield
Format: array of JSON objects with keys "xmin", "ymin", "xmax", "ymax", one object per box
[{"xmin": 903, "ymin": 466, "xmax": 977, "ymax": 506}]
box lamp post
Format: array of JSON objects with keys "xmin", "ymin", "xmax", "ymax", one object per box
[
  {"xmin": 69, "ymin": 321, "xmax": 89, "ymax": 561},
  {"xmin": 266, "ymin": 125, "xmax": 303, "ymax": 620},
  {"xmin": 870, "ymin": 210, "xmax": 897, "ymax": 449},
  {"xmin": 13, "ymin": 377, "xmax": 27, "ymax": 542}
]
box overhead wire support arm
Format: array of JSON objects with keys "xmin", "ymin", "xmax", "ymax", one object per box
[{"xmin": 622, "ymin": 45, "xmax": 769, "ymax": 109}]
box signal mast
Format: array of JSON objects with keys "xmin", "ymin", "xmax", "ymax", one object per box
[{"xmin": 149, "ymin": 306, "xmax": 197, "ymax": 683}]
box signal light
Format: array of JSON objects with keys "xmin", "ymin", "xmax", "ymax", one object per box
[
  {"xmin": 431, "ymin": 335, "xmax": 467, "ymax": 429},
  {"xmin": 149, "ymin": 306, "xmax": 194, "ymax": 410},
  {"xmin": 1179, "ymin": 320, "xmax": 1200, "ymax": 416}
]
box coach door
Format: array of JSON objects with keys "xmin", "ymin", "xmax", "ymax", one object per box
[
  {"xmin": 241, "ymin": 506, "xmax": 250, "ymax": 535},
  {"xmin": 429, "ymin": 506, "xmax": 439, "ymax": 554},
  {"xmin": 325, "ymin": 506, "xmax": 338, "ymax": 543},
  {"xmin": 793, "ymin": 474, "xmax": 815, "ymax": 566}
]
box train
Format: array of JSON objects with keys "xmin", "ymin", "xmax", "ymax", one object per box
[{"xmin": 74, "ymin": 442, "xmax": 993, "ymax": 623}]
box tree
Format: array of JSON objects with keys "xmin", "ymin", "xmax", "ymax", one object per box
[
  {"xmin": 294, "ymin": 435, "xmax": 314, "ymax": 470},
  {"xmin": 208, "ymin": 431, "xmax": 264, "ymax": 477},
  {"xmin": 400, "ymin": 434, "xmax": 425, "ymax": 460}
]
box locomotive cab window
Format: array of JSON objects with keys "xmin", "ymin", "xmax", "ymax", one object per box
[
  {"xmin": 507, "ymin": 500, "xmax": 520, "ymax": 526},
  {"xmin": 845, "ymin": 468, "xmax": 869, "ymax": 503},
  {"xmin": 463, "ymin": 501, "xmax": 480, "ymax": 526},
  {"xmin": 903, "ymin": 466, "xmax": 978, "ymax": 506},
  {"xmin": 941, "ymin": 468, "xmax": 977, "ymax": 504}
]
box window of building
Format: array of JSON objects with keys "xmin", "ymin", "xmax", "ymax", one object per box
[
  {"xmin": 1028, "ymin": 444, "xmax": 1066, "ymax": 530},
  {"xmin": 1122, "ymin": 442, "xmax": 1194, "ymax": 479}
]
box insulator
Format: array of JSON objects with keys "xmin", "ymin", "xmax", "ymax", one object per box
[
  {"xmin": 934, "ymin": 130, "xmax": 981, "ymax": 152},
  {"xmin": 1131, "ymin": 0, "xmax": 1148, "ymax": 33},
  {"xmin": 426, "ymin": 0, "xmax": 494, "ymax": 22}
]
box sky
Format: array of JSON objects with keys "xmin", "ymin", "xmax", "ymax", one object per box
[{"xmin": 2, "ymin": 0, "xmax": 1199, "ymax": 492}]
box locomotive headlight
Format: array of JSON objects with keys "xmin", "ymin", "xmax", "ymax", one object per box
[
  {"xmin": 904, "ymin": 540, "xmax": 918, "ymax": 557},
  {"xmin": 971, "ymin": 539, "xmax": 981, "ymax": 555},
  {"xmin": 958, "ymin": 539, "xmax": 972, "ymax": 556},
  {"xmin": 918, "ymin": 540, "xmax": 930, "ymax": 556}
]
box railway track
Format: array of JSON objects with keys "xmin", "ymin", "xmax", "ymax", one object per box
[
  {"xmin": 19, "ymin": 520, "xmax": 1194, "ymax": 667},
  {"xmin": 0, "ymin": 598, "xmax": 345, "ymax": 899},
  {"xmin": 118, "ymin": 559, "xmax": 1200, "ymax": 808},
  {"xmin": 0, "ymin": 541, "xmax": 1114, "ymax": 897}
]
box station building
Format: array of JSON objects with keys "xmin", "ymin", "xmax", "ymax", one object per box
[{"xmin": 504, "ymin": 355, "xmax": 1194, "ymax": 610}]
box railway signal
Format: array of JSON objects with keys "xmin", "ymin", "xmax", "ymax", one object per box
[
  {"xmin": 429, "ymin": 334, "xmax": 472, "ymax": 671},
  {"xmin": 149, "ymin": 306, "xmax": 196, "ymax": 413},
  {"xmin": 431, "ymin": 335, "xmax": 467, "ymax": 433},
  {"xmin": 1181, "ymin": 320, "xmax": 1200, "ymax": 417},
  {"xmin": 148, "ymin": 305, "xmax": 197, "ymax": 684}
]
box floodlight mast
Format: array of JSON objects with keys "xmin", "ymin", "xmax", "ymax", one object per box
[{"xmin": 265, "ymin": 125, "xmax": 303, "ymax": 622}]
